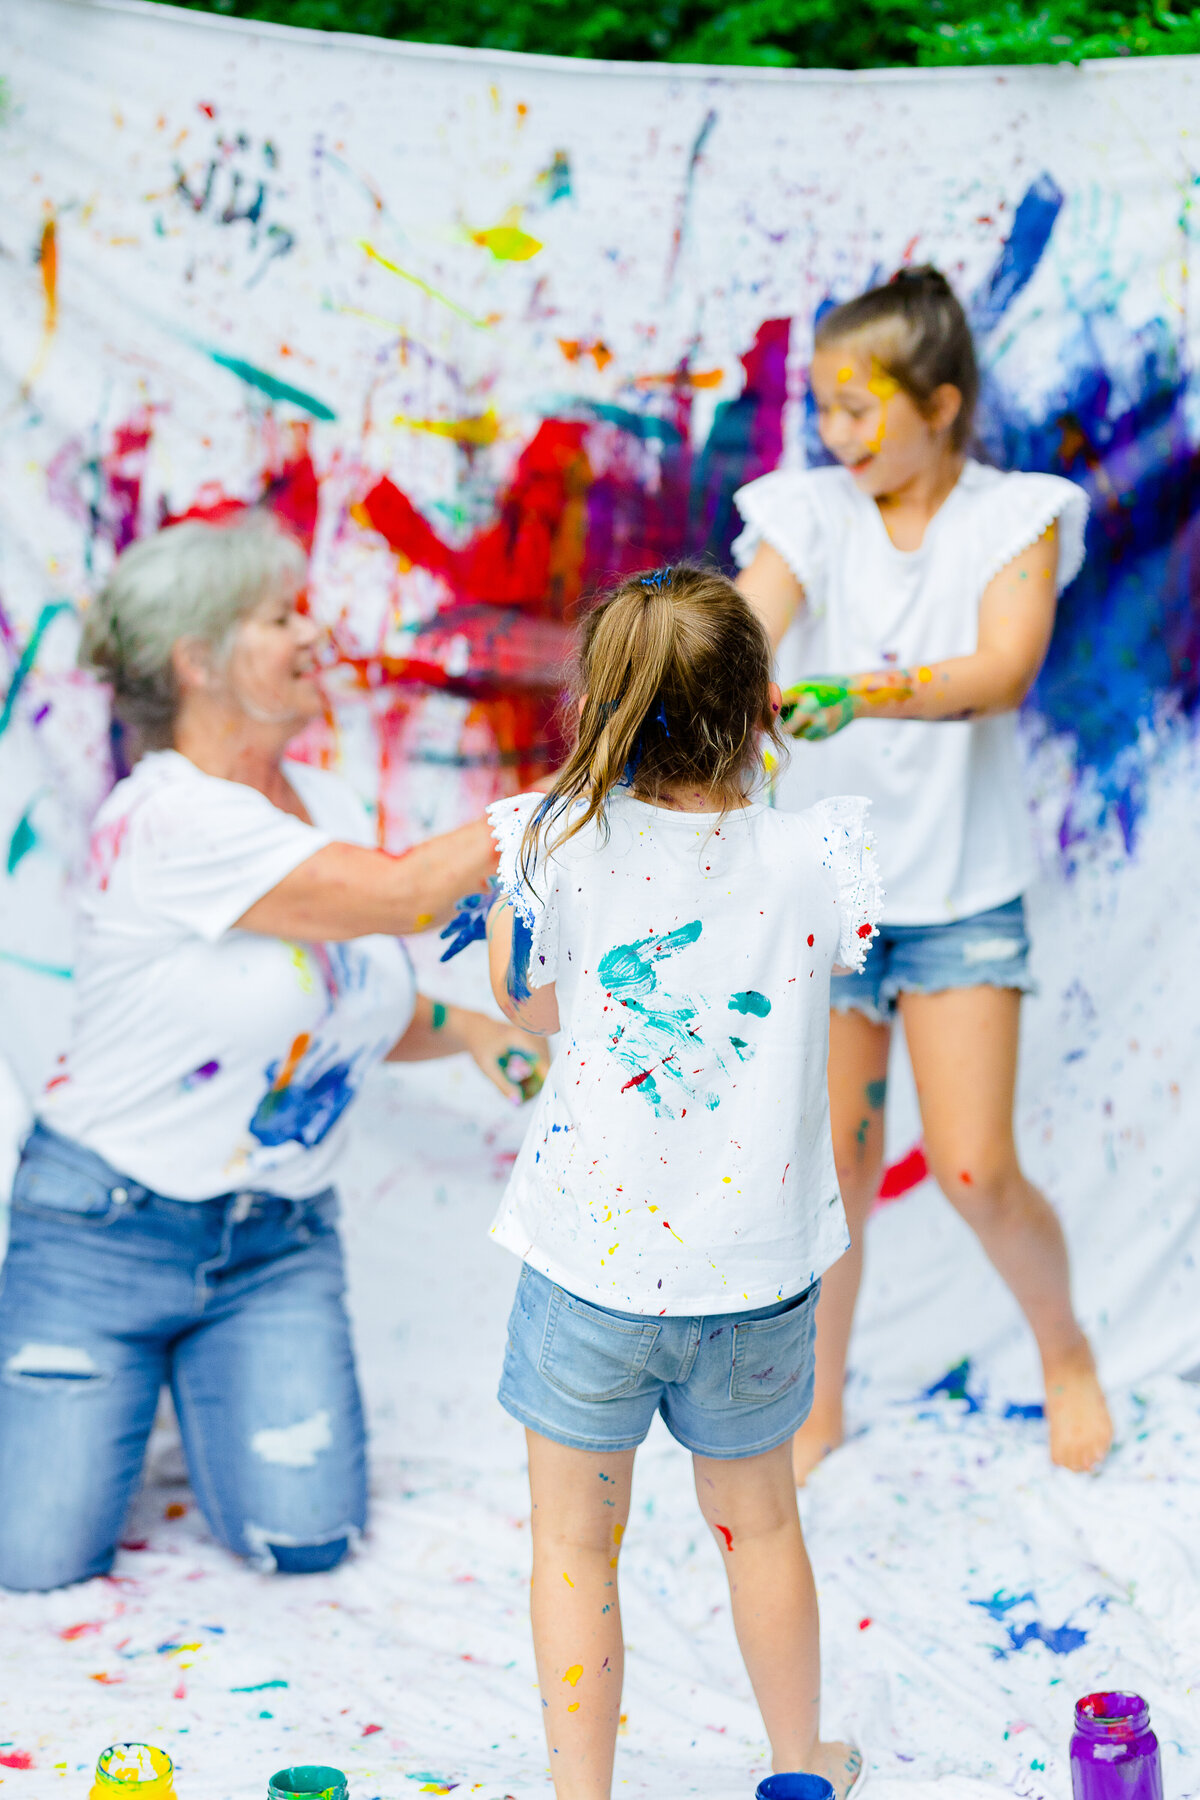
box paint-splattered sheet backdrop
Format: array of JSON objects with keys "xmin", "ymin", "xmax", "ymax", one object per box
[{"xmin": 2, "ymin": 5, "xmax": 1200, "ymax": 1794}]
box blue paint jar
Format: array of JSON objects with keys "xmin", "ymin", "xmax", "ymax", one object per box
[
  {"xmin": 267, "ymin": 1768, "xmax": 349, "ymax": 1800},
  {"xmin": 755, "ymin": 1777, "xmax": 835, "ymax": 1800},
  {"xmin": 1070, "ymin": 1693, "xmax": 1162, "ymax": 1800}
]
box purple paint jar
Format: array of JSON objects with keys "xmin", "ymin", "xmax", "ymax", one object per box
[{"xmin": 1070, "ymin": 1692, "xmax": 1162, "ymax": 1800}]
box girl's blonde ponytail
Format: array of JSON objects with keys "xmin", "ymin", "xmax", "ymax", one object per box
[{"xmin": 520, "ymin": 563, "xmax": 782, "ymax": 878}]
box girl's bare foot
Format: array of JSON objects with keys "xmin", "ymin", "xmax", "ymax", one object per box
[
  {"xmin": 1044, "ymin": 1342, "xmax": 1113, "ymax": 1471},
  {"xmin": 791, "ymin": 1407, "xmax": 843, "ymax": 1486},
  {"xmin": 809, "ymin": 1740, "xmax": 863, "ymax": 1798}
]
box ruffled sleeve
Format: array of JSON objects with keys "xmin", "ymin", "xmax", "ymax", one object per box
[
  {"xmin": 486, "ymin": 792, "xmax": 559, "ymax": 991},
  {"xmin": 979, "ymin": 470, "xmax": 1089, "ymax": 595},
  {"xmin": 807, "ymin": 796, "xmax": 883, "ymax": 971},
  {"xmin": 731, "ymin": 469, "xmax": 829, "ymax": 602}
]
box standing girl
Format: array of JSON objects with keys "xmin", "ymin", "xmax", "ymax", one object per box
[
  {"xmin": 486, "ymin": 566, "xmax": 874, "ymax": 1799},
  {"xmin": 733, "ymin": 264, "xmax": 1112, "ymax": 1481}
]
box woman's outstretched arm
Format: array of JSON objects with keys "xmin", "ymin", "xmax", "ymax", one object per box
[{"xmin": 233, "ymin": 815, "xmax": 497, "ymax": 941}]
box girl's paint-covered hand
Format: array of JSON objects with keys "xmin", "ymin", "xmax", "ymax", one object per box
[
  {"xmin": 460, "ymin": 1010, "xmax": 550, "ymax": 1104},
  {"xmin": 781, "ymin": 680, "xmax": 857, "ymax": 741}
]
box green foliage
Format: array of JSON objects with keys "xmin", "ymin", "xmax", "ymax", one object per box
[{"xmin": 153, "ymin": 0, "xmax": 1200, "ymax": 64}]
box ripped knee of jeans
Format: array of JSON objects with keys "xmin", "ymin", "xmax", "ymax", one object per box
[
  {"xmin": 243, "ymin": 1520, "xmax": 359, "ymax": 1575},
  {"xmin": 3, "ymin": 1343, "xmax": 110, "ymax": 1392}
]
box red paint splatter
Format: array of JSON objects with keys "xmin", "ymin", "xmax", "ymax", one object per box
[
  {"xmin": 173, "ymin": 1680, "xmax": 186, "ymax": 1699},
  {"xmin": 621, "ymin": 1068, "xmax": 654, "ymax": 1092},
  {"xmin": 361, "ymin": 1724, "xmax": 383, "ymax": 1737},
  {"xmin": 0, "ymin": 1752, "xmax": 34, "ymax": 1770},
  {"xmin": 857, "ymin": 922, "xmax": 873, "ymax": 938},
  {"xmin": 198, "ymin": 101, "xmax": 216, "ymax": 118},
  {"xmin": 59, "ymin": 1621, "xmax": 103, "ymax": 1641},
  {"xmin": 89, "ymin": 1672, "xmax": 124, "ymax": 1685},
  {"xmin": 714, "ymin": 1524, "xmax": 734, "ymax": 1552},
  {"xmin": 119, "ymin": 1539, "xmax": 149, "ymax": 1552},
  {"xmin": 858, "ymin": 1617, "xmax": 872, "ymax": 1630},
  {"xmin": 959, "ymin": 1169, "xmax": 973, "ymax": 1185},
  {"xmin": 876, "ymin": 1143, "xmax": 928, "ymax": 1204},
  {"xmin": 807, "ymin": 934, "xmax": 814, "ymax": 946}
]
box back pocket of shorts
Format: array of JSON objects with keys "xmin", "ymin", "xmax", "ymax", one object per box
[
  {"xmin": 538, "ymin": 1287, "xmax": 660, "ymax": 1402},
  {"xmin": 729, "ymin": 1291, "xmax": 816, "ymax": 1404}
]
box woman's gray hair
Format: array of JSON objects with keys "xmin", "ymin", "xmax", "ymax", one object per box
[{"xmin": 80, "ymin": 510, "xmax": 308, "ymax": 748}]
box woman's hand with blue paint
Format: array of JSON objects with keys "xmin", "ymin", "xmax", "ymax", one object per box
[{"xmin": 438, "ymin": 883, "xmax": 500, "ymax": 961}]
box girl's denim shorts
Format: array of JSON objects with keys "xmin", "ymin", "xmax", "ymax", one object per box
[
  {"xmin": 831, "ymin": 895, "xmax": 1035, "ymax": 1025},
  {"xmin": 498, "ymin": 1263, "xmax": 819, "ymax": 1459}
]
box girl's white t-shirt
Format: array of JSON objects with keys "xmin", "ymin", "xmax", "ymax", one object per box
[
  {"xmin": 39, "ymin": 750, "xmax": 416, "ymax": 1200},
  {"xmin": 486, "ymin": 788, "xmax": 882, "ymax": 1316},
  {"xmin": 732, "ymin": 458, "xmax": 1089, "ymax": 924}
]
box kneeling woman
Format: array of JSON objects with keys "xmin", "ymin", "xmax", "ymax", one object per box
[{"xmin": 0, "ymin": 512, "xmax": 542, "ymax": 1591}]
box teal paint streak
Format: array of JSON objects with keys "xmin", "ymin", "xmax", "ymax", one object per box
[
  {"xmin": 0, "ymin": 601, "xmax": 72, "ymax": 739},
  {"xmin": 207, "ymin": 350, "xmax": 337, "ymax": 421},
  {"xmin": 0, "ymin": 947, "xmax": 72, "ymax": 979},
  {"xmin": 6, "ymin": 808, "xmax": 37, "ymax": 875},
  {"xmin": 866, "ymin": 1078, "xmax": 887, "ymax": 1108},
  {"xmin": 728, "ymin": 989, "xmax": 770, "ymax": 1017}
]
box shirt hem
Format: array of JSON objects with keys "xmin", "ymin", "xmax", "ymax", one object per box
[{"xmin": 877, "ymin": 872, "xmax": 1032, "ymax": 928}]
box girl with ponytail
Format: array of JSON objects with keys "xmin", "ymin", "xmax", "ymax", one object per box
[
  {"xmin": 484, "ymin": 564, "xmax": 874, "ymax": 1798},
  {"xmin": 734, "ymin": 264, "xmax": 1112, "ymax": 1481}
]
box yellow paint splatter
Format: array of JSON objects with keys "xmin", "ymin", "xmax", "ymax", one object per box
[
  {"xmin": 469, "ymin": 209, "xmax": 543, "ymax": 262},
  {"xmin": 392, "ymin": 408, "xmax": 501, "ymax": 447},
  {"xmin": 917, "ymin": 666, "xmax": 933, "ymax": 683},
  {"xmin": 357, "ymin": 239, "xmax": 493, "ymax": 327},
  {"xmin": 290, "ymin": 944, "xmax": 314, "ymax": 994},
  {"xmin": 562, "ymin": 1571, "xmax": 575, "ymax": 1587},
  {"xmin": 563, "ymin": 1664, "xmax": 583, "ymax": 1686},
  {"xmin": 567, "ymin": 1701, "xmax": 580, "ymax": 1712}
]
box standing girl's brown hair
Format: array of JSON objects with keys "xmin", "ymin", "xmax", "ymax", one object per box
[
  {"xmin": 523, "ymin": 563, "xmax": 784, "ymax": 872},
  {"xmin": 815, "ymin": 264, "xmax": 979, "ymax": 451}
]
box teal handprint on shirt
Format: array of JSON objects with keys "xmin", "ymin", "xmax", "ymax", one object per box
[{"xmin": 597, "ymin": 921, "xmax": 770, "ymax": 1117}]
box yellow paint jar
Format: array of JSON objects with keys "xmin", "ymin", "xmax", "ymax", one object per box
[{"xmin": 89, "ymin": 1743, "xmax": 176, "ymax": 1799}]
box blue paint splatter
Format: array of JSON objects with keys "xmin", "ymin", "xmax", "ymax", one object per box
[
  {"xmin": 728, "ymin": 990, "xmax": 770, "ymax": 1018},
  {"xmin": 969, "ymin": 1589, "xmax": 1035, "ymax": 1621},
  {"xmin": 249, "ymin": 1051, "xmax": 362, "ymax": 1148},
  {"xmin": 1000, "ymin": 1620, "xmax": 1088, "ymax": 1657},
  {"xmin": 923, "ymin": 1359, "xmax": 984, "ymax": 1413},
  {"xmin": 508, "ymin": 908, "xmax": 535, "ymax": 1005},
  {"xmin": 439, "ymin": 884, "xmax": 498, "ymax": 961},
  {"xmin": 969, "ymin": 172, "xmax": 1064, "ymax": 336},
  {"xmin": 182, "ymin": 1058, "xmax": 220, "ymax": 1090},
  {"xmin": 1004, "ymin": 1401, "xmax": 1045, "ymax": 1420}
]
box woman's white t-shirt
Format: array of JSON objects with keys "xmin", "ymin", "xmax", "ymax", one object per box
[
  {"xmin": 732, "ymin": 459, "xmax": 1089, "ymax": 924},
  {"xmin": 39, "ymin": 751, "xmax": 416, "ymax": 1200},
  {"xmin": 486, "ymin": 788, "xmax": 882, "ymax": 1316}
]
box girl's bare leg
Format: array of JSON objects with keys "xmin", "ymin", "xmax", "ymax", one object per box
[
  {"xmin": 792, "ymin": 1007, "xmax": 892, "ymax": 1484},
  {"xmin": 693, "ymin": 1442, "xmax": 861, "ymax": 1797},
  {"xmin": 526, "ymin": 1430, "xmax": 634, "ymax": 1800},
  {"xmin": 901, "ymin": 985, "xmax": 1112, "ymax": 1471}
]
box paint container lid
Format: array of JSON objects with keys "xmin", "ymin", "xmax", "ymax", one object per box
[
  {"xmin": 755, "ymin": 1777, "xmax": 836, "ymax": 1800},
  {"xmin": 90, "ymin": 1744, "xmax": 176, "ymax": 1798},
  {"xmin": 267, "ymin": 1768, "xmax": 349, "ymax": 1800}
]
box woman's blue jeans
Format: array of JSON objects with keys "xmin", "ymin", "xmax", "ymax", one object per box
[{"xmin": 0, "ymin": 1123, "xmax": 367, "ymax": 1591}]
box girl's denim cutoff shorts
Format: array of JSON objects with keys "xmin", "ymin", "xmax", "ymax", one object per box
[
  {"xmin": 831, "ymin": 895, "xmax": 1035, "ymax": 1024},
  {"xmin": 498, "ymin": 1263, "xmax": 820, "ymax": 1459}
]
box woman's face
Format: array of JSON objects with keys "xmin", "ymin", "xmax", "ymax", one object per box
[
  {"xmin": 223, "ymin": 585, "xmax": 323, "ymax": 727},
  {"xmin": 810, "ymin": 340, "xmax": 960, "ymax": 496}
]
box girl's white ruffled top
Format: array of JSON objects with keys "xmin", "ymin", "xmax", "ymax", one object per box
[
  {"xmin": 734, "ymin": 458, "xmax": 1089, "ymax": 924},
  {"xmin": 486, "ymin": 789, "xmax": 881, "ymax": 1316}
]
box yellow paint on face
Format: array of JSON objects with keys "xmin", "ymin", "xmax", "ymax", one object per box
[
  {"xmin": 866, "ymin": 357, "xmax": 901, "ymax": 455},
  {"xmin": 837, "ymin": 365, "xmax": 854, "ymax": 383}
]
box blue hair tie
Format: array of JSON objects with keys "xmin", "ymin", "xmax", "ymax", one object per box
[
  {"xmin": 655, "ymin": 699, "xmax": 670, "ymax": 737},
  {"xmin": 640, "ymin": 566, "xmax": 673, "ymax": 592}
]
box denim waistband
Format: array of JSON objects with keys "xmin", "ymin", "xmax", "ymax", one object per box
[{"xmin": 23, "ymin": 1119, "xmax": 333, "ymax": 1213}]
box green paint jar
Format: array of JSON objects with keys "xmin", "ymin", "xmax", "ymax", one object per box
[{"xmin": 267, "ymin": 1769, "xmax": 348, "ymax": 1800}]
